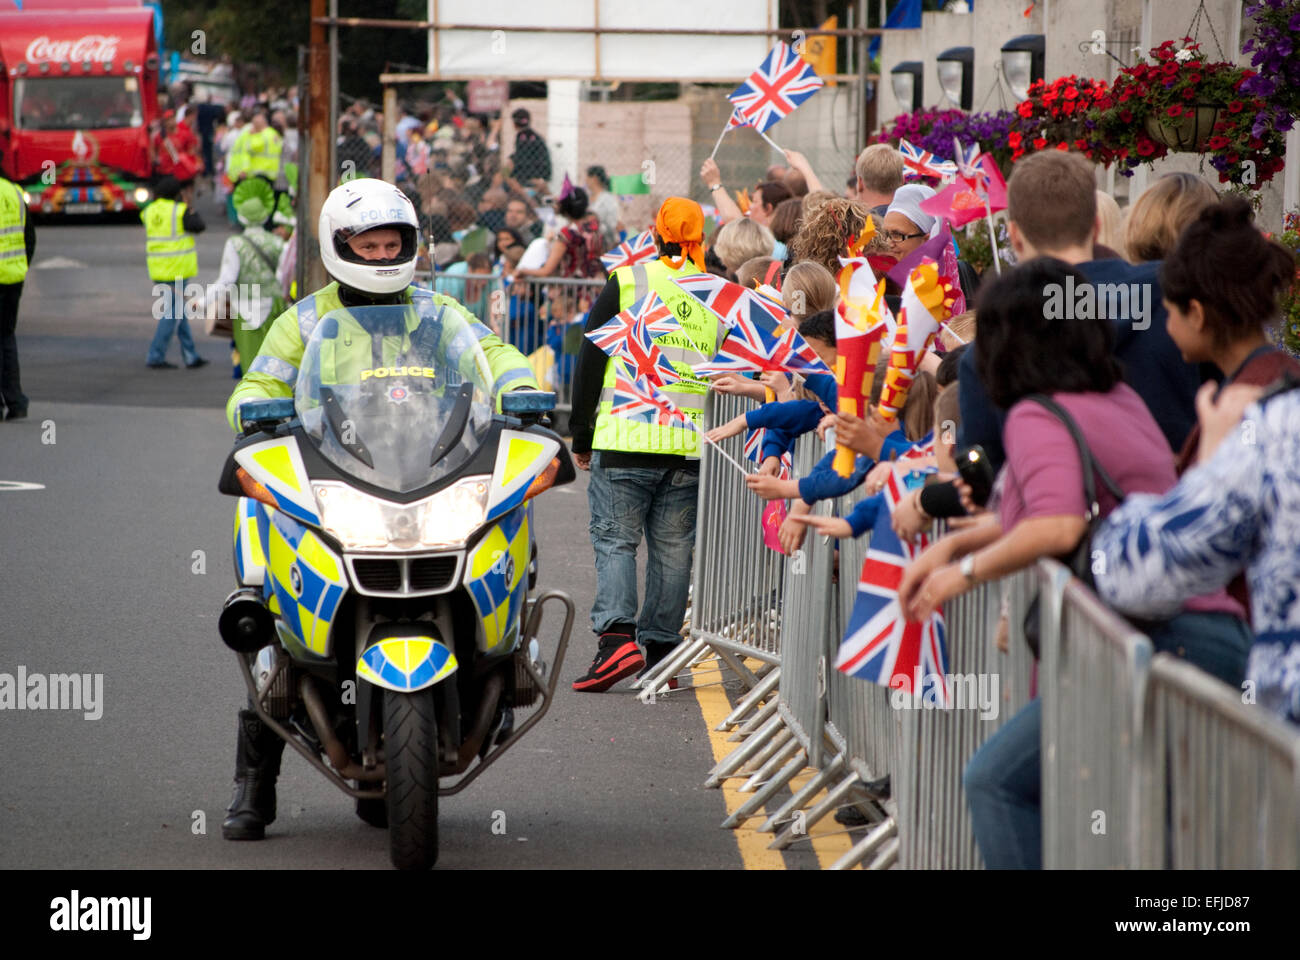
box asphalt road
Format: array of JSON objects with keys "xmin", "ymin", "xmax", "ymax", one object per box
[{"xmin": 0, "ymin": 196, "xmax": 827, "ymax": 869}]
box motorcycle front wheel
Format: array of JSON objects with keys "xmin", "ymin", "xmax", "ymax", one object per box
[{"xmin": 383, "ymin": 687, "xmax": 439, "ymax": 870}]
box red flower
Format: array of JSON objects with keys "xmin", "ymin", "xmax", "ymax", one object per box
[
  {"xmin": 1187, "ymin": 73, "xmax": 1201, "ymax": 84},
  {"xmin": 1062, "ymin": 100, "xmax": 1075, "ymax": 115},
  {"xmin": 1064, "ymin": 86, "xmax": 1079, "ymax": 99},
  {"xmin": 1120, "ymin": 108, "xmax": 1133, "ymax": 123},
  {"xmin": 1228, "ymin": 100, "xmax": 1244, "ymax": 113},
  {"xmin": 1055, "ymin": 143, "xmax": 1068, "ymax": 152},
  {"xmin": 1074, "ymin": 138, "xmax": 1087, "ymax": 150},
  {"xmin": 1207, "ymin": 135, "xmax": 1230, "ymax": 150},
  {"xmin": 1008, "ymin": 131, "xmax": 1023, "ymax": 148},
  {"xmin": 1219, "ymin": 171, "xmax": 1231, "ymax": 183},
  {"xmin": 1018, "ymin": 100, "xmax": 1034, "ymax": 118},
  {"xmin": 1137, "ymin": 139, "xmax": 1157, "ymax": 157},
  {"xmin": 1033, "ymin": 137, "xmax": 1047, "ymax": 150},
  {"xmin": 1163, "ymin": 62, "xmax": 1179, "ymax": 77},
  {"xmin": 1119, "ymin": 91, "xmax": 1132, "ymax": 103},
  {"xmin": 1181, "ymin": 87, "xmax": 1196, "ymax": 99},
  {"xmin": 1166, "ymin": 104, "xmax": 1184, "ymax": 117}
]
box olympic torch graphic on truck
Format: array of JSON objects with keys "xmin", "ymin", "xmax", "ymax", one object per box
[{"xmin": 0, "ymin": 0, "xmax": 161, "ymax": 216}]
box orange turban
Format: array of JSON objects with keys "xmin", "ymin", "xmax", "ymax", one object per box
[{"xmin": 654, "ymin": 197, "xmax": 706, "ymax": 271}]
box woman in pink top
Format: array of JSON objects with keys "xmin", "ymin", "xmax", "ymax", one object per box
[{"xmin": 898, "ymin": 258, "xmax": 1249, "ymax": 869}]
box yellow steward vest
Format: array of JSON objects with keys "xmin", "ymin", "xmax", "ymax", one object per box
[
  {"xmin": 591, "ymin": 258, "xmax": 723, "ymax": 459},
  {"xmin": 142, "ymin": 198, "xmax": 198, "ymax": 282},
  {"xmin": 0, "ymin": 179, "xmax": 29, "ymax": 285}
]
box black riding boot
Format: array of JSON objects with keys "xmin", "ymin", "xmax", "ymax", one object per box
[{"xmin": 221, "ymin": 709, "xmax": 285, "ymax": 840}]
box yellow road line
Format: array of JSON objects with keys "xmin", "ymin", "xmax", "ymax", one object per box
[{"xmin": 690, "ymin": 657, "xmax": 787, "ymax": 870}]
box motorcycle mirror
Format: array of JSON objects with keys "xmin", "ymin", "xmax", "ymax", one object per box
[{"xmin": 501, "ymin": 390, "xmax": 556, "ymax": 416}]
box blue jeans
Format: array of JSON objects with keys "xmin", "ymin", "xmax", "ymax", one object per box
[
  {"xmin": 587, "ymin": 454, "xmax": 697, "ymax": 647},
  {"xmin": 148, "ymin": 279, "xmax": 201, "ymax": 366},
  {"xmin": 963, "ymin": 611, "xmax": 1251, "ymax": 869}
]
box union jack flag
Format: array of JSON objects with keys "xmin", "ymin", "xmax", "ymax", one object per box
[
  {"xmin": 693, "ymin": 298, "xmax": 830, "ymax": 378},
  {"xmin": 726, "ymin": 106, "xmax": 753, "ymax": 131},
  {"xmin": 898, "ymin": 138, "xmax": 957, "ymax": 180},
  {"xmin": 727, "ymin": 42, "xmax": 824, "ymax": 133},
  {"xmin": 586, "ymin": 294, "xmax": 681, "ymax": 389},
  {"xmin": 954, "ymin": 138, "xmax": 983, "ymax": 185},
  {"xmin": 834, "ymin": 469, "xmax": 950, "ymax": 706},
  {"xmin": 609, "ymin": 362, "xmax": 696, "ymax": 429},
  {"xmin": 671, "ymin": 274, "xmax": 756, "ymax": 330},
  {"xmin": 741, "ymin": 426, "xmax": 796, "ymax": 467},
  {"xmin": 600, "ymin": 229, "xmax": 658, "ymax": 275}
]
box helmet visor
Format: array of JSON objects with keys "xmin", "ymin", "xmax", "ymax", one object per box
[{"xmin": 333, "ymin": 222, "xmax": 420, "ymax": 266}]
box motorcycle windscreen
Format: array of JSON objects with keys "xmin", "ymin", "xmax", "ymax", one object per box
[{"xmin": 295, "ymin": 304, "xmax": 495, "ymax": 494}]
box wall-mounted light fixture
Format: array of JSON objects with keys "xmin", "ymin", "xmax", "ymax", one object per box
[
  {"xmin": 1000, "ymin": 35, "xmax": 1045, "ymax": 101},
  {"xmin": 937, "ymin": 46, "xmax": 974, "ymax": 111},
  {"xmin": 891, "ymin": 61, "xmax": 924, "ymax": 112}
]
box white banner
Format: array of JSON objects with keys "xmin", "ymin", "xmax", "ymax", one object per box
[{"xmin": 430, "ymin": 0, "xmax": 778, "ymax": 80}]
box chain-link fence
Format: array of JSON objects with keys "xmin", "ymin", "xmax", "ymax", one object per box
[{"xmin": 337, "ymin": 82, "xmax": 867, "ymax": 299}]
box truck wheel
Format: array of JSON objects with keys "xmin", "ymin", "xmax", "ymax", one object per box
[{"xmin": 383, "ymin": 688, "xmax": 439, "ymax": 870}]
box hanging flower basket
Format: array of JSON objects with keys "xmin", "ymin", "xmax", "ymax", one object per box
[
  {"xmin": 1087, "ymin": 39, "xmax": 1286, "ymax": 188},
  {"xmin": 1143, "ymin": 102, "xmax": 1222, "ymax": 151}
]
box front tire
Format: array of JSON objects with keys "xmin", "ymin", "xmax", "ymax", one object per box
[{"xmin": 383, "ymin": 688, "xmax": 440, "ymax": 870}]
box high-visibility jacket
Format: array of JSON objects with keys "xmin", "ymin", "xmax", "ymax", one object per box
[
  {"xmin": 141, "ymin": 198, "xmax": 198, "ymax": 281},
  {"xmin": 226, "ymin": 282, "xmax": 539, "ymax": 432},
  {"xmin": 227, "ymin": 126, "xmax": 283, "ymax": 181},
  {"xmin": 0, "ymin": 178, "xmax": 29, "ymax": 285},
  {"xmin": 591, "ymin": 259, "xmax": 723, "ymax": 458}
]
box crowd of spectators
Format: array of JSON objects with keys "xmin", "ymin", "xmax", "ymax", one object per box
[{"xmin": 564, "ymin": 137, "xmax": 1300, "ymax": 869}]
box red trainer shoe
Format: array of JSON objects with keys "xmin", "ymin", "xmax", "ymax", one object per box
[{"xmin": 572, "ymin": 632, "xmax": 644, "ymax": 693}]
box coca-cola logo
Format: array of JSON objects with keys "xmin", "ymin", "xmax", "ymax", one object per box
[{"xmin": 25, "ymin": 35, "xmax": 121, "ymax": 64}]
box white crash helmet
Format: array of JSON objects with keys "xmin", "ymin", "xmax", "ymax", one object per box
[{"xmin": 318, "ymin": 177, "xmax": 420, "ymax": 295}]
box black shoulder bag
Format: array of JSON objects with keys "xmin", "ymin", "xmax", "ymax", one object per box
[{"xmin": 1020, "ymin": 394, "xmax": 1126, "ymax": 659}]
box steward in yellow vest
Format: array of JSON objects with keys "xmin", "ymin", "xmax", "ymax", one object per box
[
  {"xmin": 0, "ymin": 171, "xmax": 35, "ymax": 418},
  {"xmin": 144, "ymin": 175, "xmax": 208, "ymax": 369},
  {"xmin": 568, "ymin": 197, "xmax": 722, "ymax": 694}
]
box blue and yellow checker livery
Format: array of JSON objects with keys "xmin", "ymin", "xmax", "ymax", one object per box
[
  {"xmin": 234, "ymin": 496, "xmax": 267, "ymax": 587},
  {"xmin": 356, "ymin": 636, "xmax": 458, "ymax": 693},
  {"xmin": 485, "ymin": 430, "xmax": 559, "ymax": 525},
  {"xmin": 233, "ymin": 437, "xmax": 320, "ymax": 528},
  {"xmin": 464, "ymin": 504, "xmax": 531, "ymax": 655},
  {"xmin": 256, "ymin": 505, "xmax": 348, "ymax": 659}
]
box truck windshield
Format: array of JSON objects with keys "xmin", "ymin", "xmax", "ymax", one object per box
[{"xmin": 14, "ymin": 76, "xmax": 143, "ymax": 131}]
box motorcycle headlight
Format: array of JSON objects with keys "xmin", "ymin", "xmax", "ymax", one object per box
[{"xmin": 311, "ymin": 476, "xmax": 491, "ymax": 551}]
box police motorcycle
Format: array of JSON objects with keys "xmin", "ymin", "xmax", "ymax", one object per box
[{"xmin": 216, "ymin": 296, "xmax": 575, "ymax": 870}]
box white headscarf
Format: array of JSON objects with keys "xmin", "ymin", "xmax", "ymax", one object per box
[{"xmin": 887, "ymin": 184, "xmax": 940, "ymax": 237}]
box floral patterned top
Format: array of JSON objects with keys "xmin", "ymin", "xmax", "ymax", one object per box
[{"xmin": 1092, "ymin": 386, "xmax": 1300, "ymax": 725}]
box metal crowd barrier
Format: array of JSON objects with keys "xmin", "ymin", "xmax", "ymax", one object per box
[
  {"xmin": 888, "ymin": 561, "xmax": 1038, "ymax": 869},
  {"xmin": 637, "ymin": 391, "xmax": 786, "ymax": 705},
  {"xmin": 1139, "ymin": 654, "xmax": 1300, "ymax": 868},
  {"xmin": 644, "ymin": 395, "xmax": 1300, "ymax": 867},
  {"xmin": 413, "ymin": 269, "xmax": 607, "ymax": 417},
  {"xmin": 707, "ymin": 434, "xmax": 832, "ymax": 825}
]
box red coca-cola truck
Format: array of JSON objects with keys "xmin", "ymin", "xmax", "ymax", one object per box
[{"xmin": 0, "ymin": 0, "xmax": 161, "ymax": 215}]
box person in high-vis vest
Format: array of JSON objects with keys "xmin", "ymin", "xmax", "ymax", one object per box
[
  {"xmin": 143, "ymin": 175, "xmax": 208, "ymax": 369},
  {"xmin": 226, "ymin": 108, "xmax": 283, "ymax": 185},
  {"xmin": 0, "ymin": 162, "xmax": 35, "ymax": 420},
  {"xmin": 568, "ymin": 197, "xmax": 724, "ymax": 692},
  {"xmin": 221, "ymin": 177, "xmax": 539, "ymax": 841}
]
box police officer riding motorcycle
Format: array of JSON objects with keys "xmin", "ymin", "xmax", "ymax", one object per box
[{"xmin": 217, "ymin": 178, "xmax": 572, "ymax": 869}]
